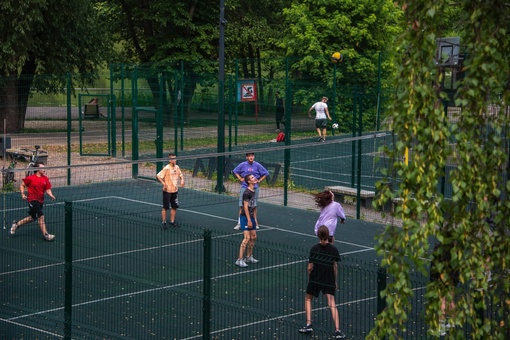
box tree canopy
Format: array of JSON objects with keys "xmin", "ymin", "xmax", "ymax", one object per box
[{"xmin": 0, "ymin": 0, "xmax": 111, "ymax": 132}]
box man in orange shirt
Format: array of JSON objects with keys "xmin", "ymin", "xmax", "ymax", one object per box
[{"xmin": 157, "ymin": 153, "xmax": 184, "ymax": 229}]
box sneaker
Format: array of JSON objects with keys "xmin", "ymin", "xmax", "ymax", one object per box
[
  {"xmin": 169, "ymin": 222, "xmax": 179, "ymax": 228},
  {"xmin": 299, "ymin": 324, "xmax": 313, "ymax": 333},
  {"xmin": 439, "ymin": 321, "xmax": 446, "ymax": 336},
  {"xmin": 255, "ymin": 225, "xmax": 260, "ymax": 230},
  {"xmin": 235, "ymin": 259, "xmax": 248, "ymax": 267},
  {"xmin": 10, "ymin": 221, "xmax": 18, "ymax": 235},
  {"xmin": 233, "ymin": 224, "xmax": 241, "ymax": 230},
  {"xmin": 487, "ymin": 271, "xmax": 492, "ymax": 282},
  {"xmin": 322, "ymin": 138, "xmax": 326, "ymax": 142},
  {"xmin": 317, "ymin": 137, "xmax": 323, "ymax": 142},
  {"xmin": 334, "ymin": 330, "xmax": 346, "ymax": 339},
  {"xmin": 44, "ymin": 233, "xmax": 55, "ymax": 241},
  {"xmin": 161, "ymin": 222, "xmax": 167, "ymax": 230},
  {"xmin": 245, "ymin": 255, "xmax": 259, "ymax": 263}
]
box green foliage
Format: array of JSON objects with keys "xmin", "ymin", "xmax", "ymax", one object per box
[
  {"xmin": 0, "ymin": 0, "xmax": 112, "ymax": 132},
  {"xmin": 1, "ymin": 182, "xmax": 15, "ymax": 193},
  {"xmin": 371, "ymin": 0, "xmax": 510, "ymax": 338},
  {"xmin": 280, "ymin": 0, "xmax": 401, "ymax": 86}
]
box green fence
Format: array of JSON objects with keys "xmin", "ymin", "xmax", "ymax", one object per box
[
  {"xmin": 3, "ymin": 199, "xmax": 507, "ymax": 339},
  {"xmin": 1, "ymin": 200, "xmax": 422, "ymax": 339}
]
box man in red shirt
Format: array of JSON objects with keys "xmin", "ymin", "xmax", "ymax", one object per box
[{"xmin": 10, "ymin": 163, "xmax": 56, "ymax": 241}]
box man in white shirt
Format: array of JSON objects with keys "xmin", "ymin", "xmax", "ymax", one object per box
[{"xmin": 308, "ymin": 96, "xmax": 332, "ymax": 142}]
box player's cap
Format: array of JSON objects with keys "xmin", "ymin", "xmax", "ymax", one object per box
[{"xmin": 246, "ymin": 152, "xmax": 255, "ymax": 156}]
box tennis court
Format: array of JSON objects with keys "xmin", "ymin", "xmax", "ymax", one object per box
[{"xmin": 1, "ymin": 176, "xmax": 430, "ymax": 339}]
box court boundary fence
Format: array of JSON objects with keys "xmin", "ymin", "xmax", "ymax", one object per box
[
  {"xmin": 3, "ymin": 200, "xmax": 505, "ymax": 339},
  {"xmin": 58, "ymin": 201, "xmax": 423, "ymax": 339}
]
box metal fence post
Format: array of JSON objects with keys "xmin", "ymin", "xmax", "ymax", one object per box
[
  {"xmin": 64, "ymin": 201, "xmax": 73, "ymax": 340},
  {"xmin": 202, "ymin": 230, "xmax": 212, "ymax": 339},
  {"xmin": 377, "ymin": 266, "xmax": 387, "ymax": 315}
]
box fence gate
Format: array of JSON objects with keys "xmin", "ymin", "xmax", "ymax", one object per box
[{"xmin": 78, "ymin": 94, "xmax": 116, "ymax": 157}]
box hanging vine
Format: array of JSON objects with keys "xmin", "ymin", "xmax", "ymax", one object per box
[{"xmin": 370, "ymin": 0, "xmax": 510, "ymax": 338}]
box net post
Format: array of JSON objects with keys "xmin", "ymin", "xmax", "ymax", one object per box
[
  {"xmin": 109, "ymin": 65, "xmax": 117, "ymax": 158},
  {"xmin": 131, "ymin": 67, "xmax": 139, "ymax": 179},
  {"xmin": 202, "ymin": 229, "xmax": 212, "ymax": 337},
  {"xmin": 66, "ymin": 73, "xmax": 72, "ymax": 185},
  {"xmin": 377, "ymin": 265, "xmax": 387, "ymax": 315},
  {"xmin": 64, "ymin": 201, "xmax": 73, "ymax": 340},
  {"xmin": 356, "ymin": 89, "xmax": 364, "ymax": 219},
  {"xmin": 155, "ymin": 75, "xmax": 164, "ymax": 173}
]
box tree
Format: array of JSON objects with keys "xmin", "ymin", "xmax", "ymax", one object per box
[
  {"xmin": 0, "ymin": 0, "xmax": 111, "ymax": 133},
  {"xmin": 277, "ymin": 0, "xmax": 401, "ymax": 131},
  {"xmin": 104, "ymin": 0, "xmax": 292, "ymax": 121},
  {"xmin": 279, "ymin": 0, "xmax": 401, "ymax": 89},
  {"xmin": 371, "ymin": 0, "xmax": 510, "ymax": 338},
  {"xmin": 103, "ymin": 0, "xmax": 221, "ymax": 122},
  {"xmin": 223, "ymin": 0, "xmax": 291, "ymax": 105}
]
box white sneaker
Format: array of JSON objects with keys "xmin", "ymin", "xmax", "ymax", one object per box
[
  {"xmin": 255, "ymin": 225, "xmax": 259, "ymax": 230},
  {"xmin": 44, "ymin": 233, "xmax": 55, "ymax": 241},
  {"xmin": 233, "ymin": 224, "xmax": 241, "ymax": 230},
  {"xmin": 235, "ymin": 259, "xmax": 248, "ymax": 267},
  {"xmin": 439, "ymin": 321, "xmax": 446, "ymax": 336},
  {"xmin": 10, "ymin": 222, "xmax": 17, "ymax": 235},
  {"xmin": 245, "ymin": 256, "xmax": 259, "ymax": 263}
]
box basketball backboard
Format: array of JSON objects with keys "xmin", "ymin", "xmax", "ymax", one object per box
[{"xmin": 435, "ymin": 37, "xmax": 462, "ymax": 67}]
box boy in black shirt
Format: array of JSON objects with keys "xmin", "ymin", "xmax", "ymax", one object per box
[{"xmin": 299, "ymin": 225, "xmax": 345, "ymax": 339}]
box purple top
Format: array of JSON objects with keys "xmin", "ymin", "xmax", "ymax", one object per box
[
  {"xmin": 233, "ymin": 161, "xmax": 269, "ymax": 188},
  {"xmin": 314, "ymin": 201, "xmax": 346, "ymax": 236}
]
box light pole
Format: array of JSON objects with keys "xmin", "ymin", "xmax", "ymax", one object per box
[{"xmin": 216, "ymin": 0, "xmax": 226, "ymax": 193}]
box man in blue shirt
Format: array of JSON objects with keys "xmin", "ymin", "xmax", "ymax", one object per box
[{"xmin": 232, "ymin": 153, "xmax": 269, "ymax": 230}]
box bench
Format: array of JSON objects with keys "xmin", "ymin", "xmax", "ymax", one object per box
[
  {"xmin": 193, "ymin": 157, "xmax": 281, "ymax": 185},
  {"xmin": 83, "ymin": 104, "xmax": 100, "ymax": 118},
  {"xmin": 6, "ymin": 148, "xmax": 49, "ymax": 164},
  {"xmin": 325, "ymin": 185, "xmax": 376, "ymax": 208}
]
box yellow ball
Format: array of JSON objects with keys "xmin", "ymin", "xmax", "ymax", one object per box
[{"xmin": 331, "ymin": 52, "xmax": 343, "ymax": 63}]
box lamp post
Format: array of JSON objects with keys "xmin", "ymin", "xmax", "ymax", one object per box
[
  {"xmin": 331, "ymin": 52, "xmax": 342, "ymax": 135},
  {"xmin": 216, "ymin": 0, "xmax": 226, "ymax": 193}
]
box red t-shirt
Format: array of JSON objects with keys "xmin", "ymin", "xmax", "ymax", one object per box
[{"xmin": 23, "ymin": 174, "xmax": 52, "ymax": 203}]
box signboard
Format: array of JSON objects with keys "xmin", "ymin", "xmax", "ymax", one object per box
[{"xmin": 237, "ymin": 80, "xmax": 257, "ymax": 102}]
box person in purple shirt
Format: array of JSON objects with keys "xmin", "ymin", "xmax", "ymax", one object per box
[
  {"xmin": 232, "ymin": 152, "xmax": 269, "ymax": 230},
  {"xmin": 313, "ymin": 190, "xmax": 346, "ymax": 243}
]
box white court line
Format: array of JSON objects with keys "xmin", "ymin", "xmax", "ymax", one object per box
[
  {"xmin": 3, "ymin": 195, "xmax": 373, "ymax": 277},
  {"xmin": 112, "ymin": 196, "xmax": 374, "ymax": 249},
  {"xmin": 1, "ymin": 196, "xmax": 115, "ymax": 213},
  {"xmin": 7, "ymin": 247, "xmax": 374, "ymax": 323},
  {"xmin": 0, "ymin": 317, "xmax": 63, "ymax": 338},
  {"xmin": 183, "ymin": 285, "xmax": 427, "ymax": 339},
  {"xmin": 5, "ymin": 195, "xmax": 377, "ymax": 333}
]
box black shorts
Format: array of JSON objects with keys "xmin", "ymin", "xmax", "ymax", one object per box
[
  {"xmin": 306, "ymin": 280, "xmax": 335, "ymax": 297},
  {"xmin": 162, "ymin": 192, "xmax": 179, "ymax": 210},
  {"xmin": 315, "ymin": 119, "xmax": 327, "ymax": 128},
  {"xmin": 28, "ymin": 201, "xmax": 44, "ymax": 220}
]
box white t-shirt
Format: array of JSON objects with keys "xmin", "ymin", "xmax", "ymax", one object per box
[{"xmin": 311, "ymin": 102, "xmax": 328, "ymax": 119}]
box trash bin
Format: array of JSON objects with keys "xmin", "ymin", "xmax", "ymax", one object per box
[
  {"xmin": 0, "ymin": 136, "xmax": 11, "ymax": 156},
  {"xmin": 37, "ymin": 150, "xmax": 49, "ymax": 165}
]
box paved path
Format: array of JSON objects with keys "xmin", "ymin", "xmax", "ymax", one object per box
[{"xmin": 8, "ymin": 106, "xmax": 313, "ymax": 148}]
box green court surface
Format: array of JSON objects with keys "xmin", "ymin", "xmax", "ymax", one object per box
[{"xmin": 1, "ymin": 179, "xmax": 431, "ymax": 339}]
